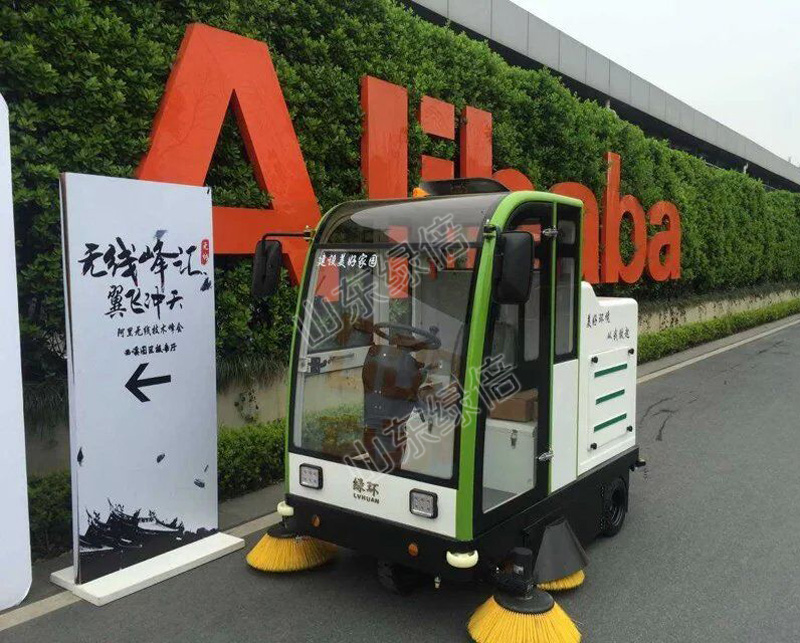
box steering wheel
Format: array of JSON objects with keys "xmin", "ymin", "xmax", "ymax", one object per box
[{"xmin": 373, "ymin": 322, "xmax": 441, "ymax": 351}]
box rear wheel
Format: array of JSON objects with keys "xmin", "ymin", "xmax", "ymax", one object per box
[
  {"xmin": 601, "ymin": 477, "xmax": 628, "ymax": 537},
  {"xmin": 377, "ymin": 559, "xmax": 427, "ymax": 595}
]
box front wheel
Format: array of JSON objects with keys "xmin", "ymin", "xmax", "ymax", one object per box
[
  {"xmin": 601, "ymin": 477, "xmax": 628, "ymax": 537},
  {"xmin": 377, "ymin": 559, "xmax": 428, "ymax": 595}
]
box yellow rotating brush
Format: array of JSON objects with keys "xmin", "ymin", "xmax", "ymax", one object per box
[
  {"xmin": 468, "ymin": 548, "xmax": 580, "ymax": 643},
  {"xmin": 534, "ymin": 518, "xmax": 588, "ymax": 592},
  {"xmin": 538, "ymin": 569, "xmax": 585, "ymax": 592},
  {"xmin": 469, "ymin": 595, "xmax": 580, "ymax": 643},
  {"xmin": 247, "ymin": 521, "xmax": 336, "ymax": 572}
]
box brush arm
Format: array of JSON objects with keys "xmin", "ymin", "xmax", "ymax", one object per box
[{"xmin": 492, "ymin": 547, "xmax": 538, "ymax": 597}]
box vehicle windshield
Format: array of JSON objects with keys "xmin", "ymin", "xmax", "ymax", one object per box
[{"xmin": 291, "ymin": 195, "xmax": 502, "ymax": 481}]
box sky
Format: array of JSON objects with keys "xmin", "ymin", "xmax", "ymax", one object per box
[{"xmin": 511, "ymin": 0, "xmax": 800, "ymax": 164}]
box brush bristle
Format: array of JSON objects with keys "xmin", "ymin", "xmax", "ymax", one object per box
[
  {"xmin": 246, "ymin": 532, "xmax": 336, "ymax": 572},
  {"xmin": 468, "ymin": 596, "xmax": 581, "ymax": 643},
  {"xmin": 537, "ymin": 569, "xmax": 586, "ymax": 592}
]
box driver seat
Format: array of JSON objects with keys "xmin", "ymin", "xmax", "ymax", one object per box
[{"xmin": 362, "ymin": 343, "xmax": 424, "ymax": 470}]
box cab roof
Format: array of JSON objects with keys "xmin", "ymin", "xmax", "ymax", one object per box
[{"xmin": 316, "ymin": 191, "xmax": 582, "ymax": 245}]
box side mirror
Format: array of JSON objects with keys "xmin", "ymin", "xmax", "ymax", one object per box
[
  {"xmin": 252, "ymin": 238, "xmax": 283, "ymax": 299},
  {"xmin": 494, "ymin": 231, "xmax": 533, "ymax": 304}
]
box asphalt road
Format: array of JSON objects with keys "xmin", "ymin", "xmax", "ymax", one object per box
[{"xmin": 6, "ymin": 323, "xmax": 800, "ymax": 642}]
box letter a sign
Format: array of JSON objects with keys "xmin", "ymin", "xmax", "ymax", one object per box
[{"xmin": 137, "ymin": 23, "xmax": 321, "ymax": 282}]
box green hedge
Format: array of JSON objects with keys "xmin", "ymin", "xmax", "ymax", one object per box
[
  {"xmin": 28, "ymin": 471, "xmax": 72, "ymax": 561},
  {"xmin": 4, "ymin": 0, "xmax": 800, "ymax": 385},
  {"xmin": 218, "ymin": 421, "xmax": 285, "ymax": 500},
  {"xmin": 28, "ymin": 421, "xmax": 285, "ymax": 560},
  {"xmin": 638, "ymin": 298, "xmax": 800, "ymax": 363}
]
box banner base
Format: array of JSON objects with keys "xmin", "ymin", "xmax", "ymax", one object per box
[{"xmin": 50, "ymin": 532, "xmax": 244, "ymax": 606}]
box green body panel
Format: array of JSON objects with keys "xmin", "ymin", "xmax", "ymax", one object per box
[
  {"xmin": 453, "ymin": 226, "xmax": 495, "ymax": 539},
  {"xmin": 594, "ymin": 412, "xmax": 628, "ymax": 432},
  {"xmin": 595, "ymin": 363, "xmax": 628, "ymax": 377},
  {"xmin": 454, "ymin": 191, "xmax": 579, "ymax": 540},
  {"xmin": 596, "ymin": 389, "xmax": 625, "ymax": 404},
  {"xmin": 284, "ymin": 231, "xmax": 317, "ymax": 489}
]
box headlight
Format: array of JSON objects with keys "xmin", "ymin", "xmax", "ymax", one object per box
[
  {"xmin": 409, "ymin": 489, "xmax": 438, "ymax": 519},
  {"xmin": 299, "ymin": 464, "xmax": 323, "ymax": 489}
]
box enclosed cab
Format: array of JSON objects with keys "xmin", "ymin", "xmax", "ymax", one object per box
[{"xmin": 268, "ymin": 188, "xmax": 640, "ymax": 582}]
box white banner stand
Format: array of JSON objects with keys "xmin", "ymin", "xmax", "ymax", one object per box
[
  {"xmin": 52, "ymin": 174, "xmax": 242, "ymax": 605},
  {"xmin": 0, "ymin": 93, "xmax": 32, "ymax": 611},
  {"xmin": 51, "ymin": 532, "xmax": 243, "ymax": 606}
]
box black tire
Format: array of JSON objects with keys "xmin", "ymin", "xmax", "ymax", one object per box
[
  {"xmin": 377, "ymin": 559, "xmax": 427, "ymax": 595},
  {"xmin": 601, "ymin": 477, "xmax": 628, "ymax": 537}
]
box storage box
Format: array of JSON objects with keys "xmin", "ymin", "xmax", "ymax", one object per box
[
  {"xmin": 489, "ymin": 388, "xmax": 538, "ymax": 422},
  {"xmin": 483, "ymin": 418, "xmax": 537, "ymax": 511}
]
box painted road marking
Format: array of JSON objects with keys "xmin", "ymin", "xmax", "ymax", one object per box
[
  {"xmin": 637, "ymin": 317, "xmax": 800, "ymax": 385},
  {"xmin": 0, "ymin": 592, "xmax": 81, "ymax": 633},
  {"xmin": 227, "ymin": 511, "xmax": 282, "ymax": 539},
  {"xmin": 0, "ymin": 511, "xmax": 282, "ymax": 632}
]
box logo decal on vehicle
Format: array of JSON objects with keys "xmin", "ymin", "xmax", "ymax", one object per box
[{"xmin": 353, "ymin": 477, "xmax": 380, "ymax": 505}]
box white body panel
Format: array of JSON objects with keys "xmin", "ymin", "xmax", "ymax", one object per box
[
  {"xmin": 551, "ymin": 359, "xmax": 579, "ymax": 491},
  {"xmin": 483, "ymin": 418, "xmax": 536, "ymax": 498},
  {"xmin": 288, "ymin": 453, "xmax": 457, "ymax": 537},
  {"xmin": 577, "ymin": 283, "xmax": 637, "ymax": 475}
]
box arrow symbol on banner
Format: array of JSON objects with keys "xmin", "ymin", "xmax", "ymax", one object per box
[{"xmin": 125, "ymin": 362, "xmax": 172, "ymax": 403}]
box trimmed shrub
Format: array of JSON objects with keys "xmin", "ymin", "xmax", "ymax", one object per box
[
  {"xmin": 29, "ymin": 422, "xmax": 286, "ymax": 560},
  {"xmin": 27, "ymin": 471, "xmax": 72, "ymax": 560},
  {"xmin": 638, "ymin": 298, "xmax": 800, "ymax": 363},
  {"xmin": 217, "ymin": 421, "xmax": 285, "ymax": 500}
]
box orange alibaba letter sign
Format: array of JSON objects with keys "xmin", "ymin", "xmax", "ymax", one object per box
[
  {"xmin": 419, "ymin": 95, "xmax": 456, "ymax": 181},
  {"xmin": 601, "ymin": 152, "xmax": 648, "ymax": 284},
  {"xmin": 647, "ymin": 201, "xmax": 681, "ymax": 281},
  {"xmin": 550, "ymin": 182, "xmax": 600, "ymax": 284},
  {"xmin": 136, "ymin": 23, "xmax": 320, "ymax": 282},
  {"xmin": 361, "ymin": 76, "xmax": 408, "ymax": 199}
]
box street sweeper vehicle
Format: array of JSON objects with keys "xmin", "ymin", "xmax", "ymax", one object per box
[{"xmin": 248, "ymin": 178, "xmax": 644, "ymax": 643}]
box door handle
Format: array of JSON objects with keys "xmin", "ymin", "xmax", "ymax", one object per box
[
  {"xmin": 538, "ymin": 449, "xmax": 554, "ymax": 462},
  {"xmin": 328, "ymin": 352, "xmax": 355, "ymax": 361}
]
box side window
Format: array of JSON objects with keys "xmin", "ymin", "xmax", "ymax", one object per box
[
  {"xmin": 489, "ymin": 222, "xmax": 542, "ymax": 366},
  {"xmin": 491, "ymin": 303, "xmax": 518, "ymax": 368},
  {"xmin": 555, "ymin": 204, "xmax": 580, "ymax": 360},
  {"xmin": 518, "ymin": 223, "xmax": 542, "ymax": 363}
]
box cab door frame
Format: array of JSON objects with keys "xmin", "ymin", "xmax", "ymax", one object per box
[{"xmin": 471, "ymin": 198, "xmax": 557, "ymax": 536}]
